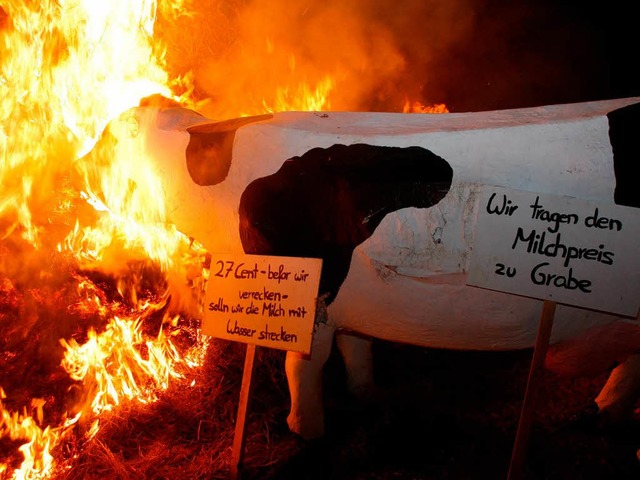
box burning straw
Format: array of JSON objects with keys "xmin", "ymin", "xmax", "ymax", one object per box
[{"xmin": 0, "ymin": 1, "xmax": 203, "ymax": 477}]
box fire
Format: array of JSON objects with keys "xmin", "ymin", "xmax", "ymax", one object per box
[
  {"xmin": 60, "ymin": 314, "xmax": 198, "ymax": 416},
  {"xmin": 263, "ymin": 73, "xmax": 334, "ymax": 114},
  {"xmin": 1, "ymin": 0, "xmax": 449, "ymax": 478},
  {"xmin": 403, "ymin": 99, "xmax": 450, "ymax": 114},
  {"xmin": 1, "ymin": 389, "xmax": 77, "ymax": 480},
  {"xmin": 0, "ymin": 1, "xmax": 204, "ymax": 478}
]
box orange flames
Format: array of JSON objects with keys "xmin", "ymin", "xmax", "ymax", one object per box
[
  {"xmin": 1, "ymin": 1, "xmax": 446, "ymax": 478},
  {"xmin": 0, "ymin": 1, "xmax": 204, "ymax": 478},
  {"xmin": 403, "ymin": 100, "xmax": 449, "ymax": 114}
]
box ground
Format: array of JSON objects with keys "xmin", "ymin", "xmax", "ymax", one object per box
[
  {"xmin": 228, "ymin": 340, "xmax": 640, "ymax": 480},
  {"xmin": 41, "ymin": 328, "xmax": 640, "ymax": 480}
]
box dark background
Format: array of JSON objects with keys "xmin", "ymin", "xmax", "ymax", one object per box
[{"xmin": 399, "ymin": 0, "xmax": 640, "ymax": 112}]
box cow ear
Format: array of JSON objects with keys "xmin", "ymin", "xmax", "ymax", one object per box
[{"xmin": 185, "ymin": 114, "xmax": 273, "ymax": 186}]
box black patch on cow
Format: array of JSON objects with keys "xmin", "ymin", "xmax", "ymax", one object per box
[
  {"xmin": 185, "ymin": 114, "xmax": 272, "ymax": 186},
  {"xmin": 238, "ymin": 144, "xmax": 453, "ymax": 304},
  {"xmin": 608, "ymin": 102, "xmax": 640, "ymax": 208}
]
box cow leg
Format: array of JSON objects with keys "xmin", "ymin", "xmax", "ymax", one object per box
[
  {"xmin": 335, "ymin": 332, "xmax": 375, "ymax": 399},
  {"xmin": 285, "ymin": 320, "xmax": 336, "ymax": 439},
  {"xmin": 596, "ymin": 352, "xmax": 640, "ymax": 424}
]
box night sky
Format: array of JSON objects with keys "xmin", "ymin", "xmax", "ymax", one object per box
[{"xmin": 401, "ymin": 0, "xmax": 640, "ymax": 112}]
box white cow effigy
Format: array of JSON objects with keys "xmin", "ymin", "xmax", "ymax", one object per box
[{"xmin": 87, "ymin": 96, "xmax": 640, "ymax": 439}]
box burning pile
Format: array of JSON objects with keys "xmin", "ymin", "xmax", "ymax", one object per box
[{"xmin": 0, "ymin": 2, "xmax": 209, "ymax": 478}]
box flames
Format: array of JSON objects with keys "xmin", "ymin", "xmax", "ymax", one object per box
[
  {"xmin": 0, "ymin": 1, "xmax": 204, "ymax": 478},
  {"xmin": 0, "ymin": 1, "xmax": 446, "ymax": 478},
  {"xmin": 403, "ymin": 100, "xmax": 449, "ymax": 114}
]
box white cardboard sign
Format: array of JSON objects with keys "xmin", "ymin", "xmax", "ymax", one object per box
[
  {"xmin": 467, "ymin": 186, "xmax": 640, "ymax": 317},
  {"xmin": 202, "ymin": 253, "xmax": 322, "ymax": 354}
]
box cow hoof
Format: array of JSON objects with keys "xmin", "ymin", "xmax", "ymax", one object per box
[
  {"xmin": 596, "ymin": 405, "xmax": 638, "ymax": 429},
  {"xmin": 568, "ymin": 402, "xmax": 601, "ymax": 430},
  {"xmin": 287, "ymin": 412, "xmax": 324, "ymax": 440},
  {"xmin": 570, "ymin": 401, "xmax": 639, "ymax": 431}
]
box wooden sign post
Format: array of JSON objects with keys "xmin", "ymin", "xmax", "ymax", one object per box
[
  {"xmin": 202, "ymin": 253, "xmax": 322, "ymax": 479},
  {"xmin": 230, "ymin": 343, "xmax": 257, "ymax": 480},
  {"xmin": 467, "ymin": 185, "xmax": 640, "ymax": 480},
  {"xmin": 507, "ymin": 299, "xmax": 556, "ymax": 480}
]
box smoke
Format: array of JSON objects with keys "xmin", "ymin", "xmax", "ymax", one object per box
[
  {"xmin": 156, "ymin": 0, "xmax": 478, "ymax": 118},
  {"xmin": 157, "ymin": 0, "xmax": 630, "ymax": 117}
]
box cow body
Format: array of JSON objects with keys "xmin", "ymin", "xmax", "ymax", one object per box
[{"xmin": 100, "ymin": 97, "xmax": 640, "ymax": 438}]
